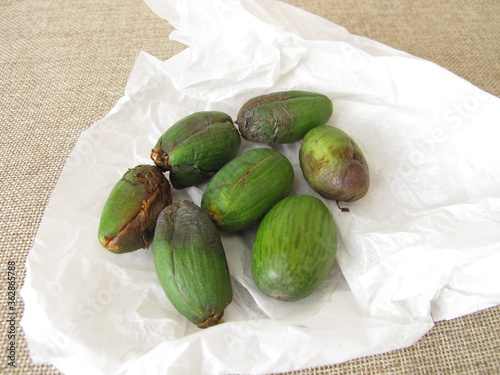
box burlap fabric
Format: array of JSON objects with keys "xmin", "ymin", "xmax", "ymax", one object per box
[{"xmin": 1, "ymin": 0, "xmax": 499, "ymax": 374}]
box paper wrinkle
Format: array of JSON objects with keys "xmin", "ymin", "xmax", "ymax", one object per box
[{"xmin": 20, "ymin": 0, "xmax": 500, "ymax": 374}]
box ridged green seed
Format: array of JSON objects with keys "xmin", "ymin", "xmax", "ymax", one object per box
[
  {"xmin": 151, "ymin": 111, "xmax": 241, "ymax": 189},
  {"xmin": 152, "ymin": 200, "xmax": 233, "ymax": 328},
  {"xmin": 299, "ymin": 126, "xmax": 369, "ymax": 203},
  {"xmin": 201, "ymin": 148, "xmax": 294, "ymax": 232},
  {"xmin": 252, "ymin": 194, "xmax": 337, "ymax": 301},
  {"xmin": 98, "ymin": 165, "xmax": 172, "ymax": 254},
  {"xmin": 235, "ymin": 90, "xmax": 333, "ymax": 144}
]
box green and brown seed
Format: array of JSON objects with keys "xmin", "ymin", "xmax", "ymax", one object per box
[
  {"xmin": 151, "ymin": 111, "xmax": 241, "ymax": 189},
  {"xmin": 235, "ymin": 90, "xmax": 333, "ymax": 144},
  {"xmin": 299, "ymin": 126, "xmax": 369, "ymax": 204},
  {"xmin": 98, "ymin": 164, "xmax": 172, "ymax": 254}
]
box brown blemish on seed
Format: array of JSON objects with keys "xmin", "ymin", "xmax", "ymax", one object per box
[{"xmin": 196, "ymin": 310, "xmax": 225, "ymax": 329}]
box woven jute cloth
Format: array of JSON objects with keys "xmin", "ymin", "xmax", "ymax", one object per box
[{"xmin": 1, "ymin": 0, "xmax": 499, "ymax": 374}]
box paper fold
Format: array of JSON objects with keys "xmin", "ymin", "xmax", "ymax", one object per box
[{"xmin": 21, "ymin": 0, "xmax": 500, "ymax": 374}]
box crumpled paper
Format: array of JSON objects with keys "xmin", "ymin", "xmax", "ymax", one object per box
[{"xmin": 21, "ymin": 0, "xmax": 500, "ymax": 374}]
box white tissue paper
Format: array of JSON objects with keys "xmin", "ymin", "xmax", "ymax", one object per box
[{"xmin": 21, "ymin": 0, "xmax": 500, "ymax": 374}]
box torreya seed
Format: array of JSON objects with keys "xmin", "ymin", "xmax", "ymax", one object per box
[{"xmin": 299, "ymin": 126, "xmax": 369, "ymax": 208}]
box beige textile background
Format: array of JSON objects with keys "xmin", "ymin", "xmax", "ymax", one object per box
[{"xmin": 1, "ymin": 0, "xmax": 499, "ymax": 374}]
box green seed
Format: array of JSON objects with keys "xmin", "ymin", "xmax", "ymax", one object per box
[
  {"xmin": 252, "ymin": 194, "xmax": 337, "ymax": 301},
  {"xmin": 152, "ymin": 200, "xmax": 233, "ymax": 328},
  {"xmin": 201, "ymin": 148, "xmax": 294, "ymax": 232}
]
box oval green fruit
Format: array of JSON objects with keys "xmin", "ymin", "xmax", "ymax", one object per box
[
  {"xmin": 252, "ymin": 194, "xmax": 337, "ymax": 301},
  {"xmin": 235, "ymin": 90, "xmax": 333, "ymax": 144},
  {"xmin": 151, "ymin": 111, "xmax": 241, "ymax": 189},
  {"xmin": 201, "ymin": 148, "xmax": 294, "ymax": 232},
  {"xmin": 299, "ymin": 126, "xmax": 369, "ymax": 203},
  {"xmin": 98, "ymin": 165, "xmax": 172, "ymax": 253},
  {"xmin": 152, "ymin": 200, "xmax": 233, "ymax": 328}
]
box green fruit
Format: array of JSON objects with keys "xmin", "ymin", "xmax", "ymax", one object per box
[
  {"xmin": 151, "ymin": 111, "xmax": 241, "ymax": 189},
  {"xmin": 152, "ymin": 200, "xmax": 233, "ymax": 328},
  {"xmin": 252, "ymin": 194, "xmax": 337, "ymax": 301},
  {"xmin": 98, "ymin": 165, "xmax": 172, "ymax": 253},
  {"xmin": 299, "ymin": 126, "xmax": 369, "ymax": 203},
  {"xmin": 201, "ymin": 148, "xmax": 294, "ymax": 232},
  {"xmin": 235, "ymin": 90, "xmax": 333, "ymax": 144}
]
